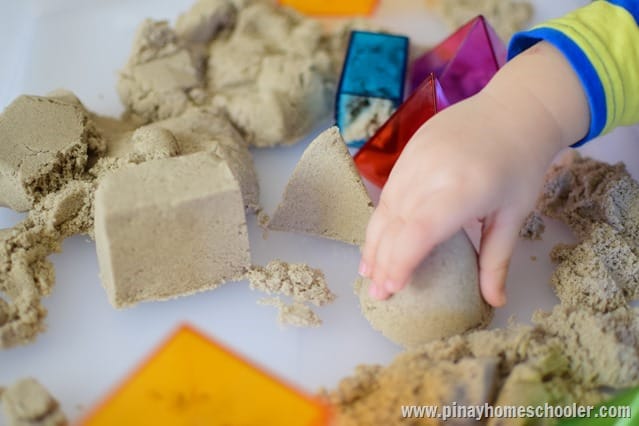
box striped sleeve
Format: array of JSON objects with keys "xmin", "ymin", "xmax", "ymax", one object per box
[{"xmin": 508, "ymin": 0, "xmax": 639, "ymax": 146}]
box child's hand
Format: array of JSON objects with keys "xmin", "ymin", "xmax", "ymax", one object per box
[
  {"xmin": 359, "ymin": 91, "xmax": 561, "ymax": 307},
  {"xmin": 359, "ymin": 41, "xmax": 590, "ymax": 307}
]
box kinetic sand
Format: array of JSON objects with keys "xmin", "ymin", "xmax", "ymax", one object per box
[
  {"xmin": 0, "ymin": 0, "xmax": 350, "ymax": 347},
  {"xmin": 120, "ymin": 0, "xmax": 342, "ymax": 148},
  {"xmin": 340, "ymin": 97, "xmax": 396, "ymax": 146},
  {"xmin": 0, "ymin": 84, "xmax": 258, "ymax": 346},
  {"xmin": 94, "ymin": 152, "xmax": 250, "ymax": 308},
  {"xmin": 268, "ymin": 127, "xmax": 374, "ymax": 246},
  {"xmin": 248, "ymin": 260, "xmax": 335, "ymax": 306},
  {"xmin": 356, "ymin": 231, "xmax": 492, "ymax": 348},
  {"xmin": 0, "ymin": 96, "xmax": 94, "ymax": 212},
  {"xmin": 0, "ymin": 93, "xmax": 99, "ymax": 348},
  {"xmin": 520, "ymin": 210, "xmax": 545, "ymax": 240},
  {"xmin": 249, "ymin": 260, "xmax": 335, "ymax": 327},
  {"xmin": 258, "ymin": 297, "xmax": 323, "ymax": 328},
  {"xmin": 0, "ymin": 378, "xmax": 67, "ymax": 426},
  {"xmin": 149, "ymin": 106, "xmax": 260, "ymax": 211}
]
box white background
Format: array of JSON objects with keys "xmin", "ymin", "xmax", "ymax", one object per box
[{"xmin": 3, "ymin": 0, "xmax": 638, "ymax": 422}]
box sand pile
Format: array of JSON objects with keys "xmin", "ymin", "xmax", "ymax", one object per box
[
  {"xmin": 248, "ymin": 260, "xmax": 336, "ymax": 327},
  {"xmin": 119, "ymin": 0, "xmax": 343, "ymax": 148}
]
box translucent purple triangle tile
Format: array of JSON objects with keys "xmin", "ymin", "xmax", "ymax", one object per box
[
  {"xmin": 435, "ymin": 77, "xmax": 450, "ymax": 110},
  {"xmin": 410, "ymin": 16, "xmax": 507, "ymax": 104}
]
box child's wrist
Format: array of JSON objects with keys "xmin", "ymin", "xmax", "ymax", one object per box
[
  {"xmin": 485, "ymin": 42, "xmax": 590, "ymax": 150},
  {"xmin": 473, "ymin": 87, "xmax": 563, "ymax": 168}
]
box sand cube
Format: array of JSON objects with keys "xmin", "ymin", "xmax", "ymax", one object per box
[
  {"xmin": 0, "ymin": 95, "xmax": 90, "ymax": 212},
  {"xmin": 94, "ymin": 152, "xmax": 250, "ymax": 308}
]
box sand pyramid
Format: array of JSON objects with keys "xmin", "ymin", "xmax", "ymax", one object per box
[{"xmin": 268, "ymin": 126, "xmax": 374, "ymax": 245}]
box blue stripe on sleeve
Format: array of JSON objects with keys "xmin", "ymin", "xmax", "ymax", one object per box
[
  {"xmin": 607, "ymin": 0, "xmax": 639, "ymax": 25},
  {"xmin": 508, "ymin": 27, "xmax": 607, "ymax": 147}
]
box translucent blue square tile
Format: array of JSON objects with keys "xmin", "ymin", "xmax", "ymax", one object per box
[{"xmin": 336, "ymin": 31, "xmax": 409, "ymax": 149}]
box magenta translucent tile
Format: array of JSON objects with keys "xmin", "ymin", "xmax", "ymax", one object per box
[{"xmin": 410, "ymin": 16, "xmax": 506, "ymax": 104}]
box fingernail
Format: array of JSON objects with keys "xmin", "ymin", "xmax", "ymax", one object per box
[{"xmin": 358, "ymin": 260, "xmax": 370, "ymax": 277}]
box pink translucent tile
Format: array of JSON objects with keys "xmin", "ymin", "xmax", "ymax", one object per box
[
  {"xmin": 354, "ymin": 74, "xmax": 448, "ymax": 188},
  {"xmin": 410, "ymin": 16, "xmax": 506, "ymax": 104}
]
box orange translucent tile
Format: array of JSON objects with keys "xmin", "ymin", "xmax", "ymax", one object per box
[
  {"xmin": 81, "ymin": 325, "xmax": 331, "ymax": 426},
  {"xmin": 279, "ymin": 0, "xmax": 378, "ymax": 16}
]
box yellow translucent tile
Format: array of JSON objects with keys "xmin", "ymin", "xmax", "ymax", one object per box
[
  {"xmin": 279, "ymin": 0, "xmax": 378, "ymax": 16},
  {"xmin": 81, "ymin": 325, "xmax": 331, "ymax": 426}
]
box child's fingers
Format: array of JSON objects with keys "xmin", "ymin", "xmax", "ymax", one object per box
[
  {"xmin": 478, "ymin": 211, "xmax": 523, "ymax": 307},
  {"xmin": 360, "ymin": 200, "xmax": 392, "ymax": 277},
  {"xmin": 373, "ymin": 190, "xmax": 475, "ymax": 296},
  {"xmin": 371, "ymin": 218, "xmax": 405, "ymax": 293}
]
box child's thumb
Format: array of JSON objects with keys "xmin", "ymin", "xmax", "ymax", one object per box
[{"xmin": 478, "ymin": 212, "xmax": 523, "ymax": 307}]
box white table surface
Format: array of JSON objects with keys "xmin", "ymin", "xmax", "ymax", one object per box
[{"xmin": 3, "ymin": 0, "xmax": 637, "ymax": 422}]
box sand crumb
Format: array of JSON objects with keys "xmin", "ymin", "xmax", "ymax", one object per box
[
  {"xmin": 520, "ymin": 211, "xmax": 545, "ymax": 240},
  {"xmin": 0, "ymin": 378, "xmax": 67, "ymax": 426},
  {"xmin": 258, "ymin": 297, "xmax": 322, "ymax": 328},
  {"xmin": 249, "ymin": 260, "xmax": 334, "ymax": 328},
  {"xmin": 247, "ymin": 260, "xmax": 335, "ymax": 306},
  {"xmin": 257, "ymin": 210, "xmax": 270, "ymax": 229}
]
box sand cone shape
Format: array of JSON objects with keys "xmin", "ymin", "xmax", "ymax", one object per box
[{"xmin": 268, "ymin": 126, "xmax": 373, "ymax": 245}]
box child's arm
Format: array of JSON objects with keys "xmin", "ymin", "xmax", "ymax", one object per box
[{"xmin": 360, "ymin": 1, "xmax": 639, "ymax": 306}]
